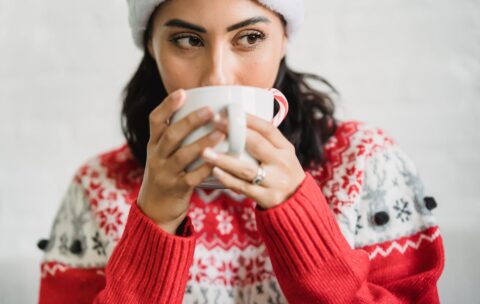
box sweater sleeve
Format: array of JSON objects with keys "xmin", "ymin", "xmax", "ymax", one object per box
[
  {"xmin": 254, "ymin": 145, "xmax": 444, "ymax": 303},
  {"xmin": 38, "ymin": 176, "xmax": 196, "ymax": 304},
  {"xmin": 92, "ymin": 200, "xmax": 196, "ymax": 303}
]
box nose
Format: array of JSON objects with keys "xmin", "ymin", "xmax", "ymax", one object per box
[{"xmin": 199, "ymin": 44, "xmax": 232, "ymax": 87}]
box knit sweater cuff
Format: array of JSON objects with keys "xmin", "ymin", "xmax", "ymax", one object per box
[
  {"xmin": 101, "ymin": 200, "xmax": 196, "ymax": 303},
  {"xmin": 255, "ymin": 172, "xmax": 364, "ymax": 278}
]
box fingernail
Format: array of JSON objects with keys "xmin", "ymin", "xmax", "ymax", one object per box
[
  {"xmin": 209, "ymin": 131, "xmax": 223, "ymax": 141},
  {"xmin": 197, "ymin": 107, "xmax": 213, "ymax": 119},
  {"xmin": 213, "ymin": 113, "xmax": 222, "ymax": 123},
  {"xmin": 202, "ymin": 147, "xmax": 218, "ymax": 161}
]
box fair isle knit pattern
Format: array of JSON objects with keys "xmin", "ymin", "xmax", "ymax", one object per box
[{"xmin": 38, "ymin": 120, "xmax": 444, "ymax": 303}]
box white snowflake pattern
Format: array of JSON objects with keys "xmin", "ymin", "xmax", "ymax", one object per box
[
  {"xmin": 189, "ymin": 207, "xmax": 206, "ymax": 231},
  {"xmin": 241, "ymin": 209, "xmax": 257, "ymax": 231},
  {"xmin": 216, "ymin": 210, "xmax": 233, "ymax": 235}
]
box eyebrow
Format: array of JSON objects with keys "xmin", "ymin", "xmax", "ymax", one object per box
[
  {"xmin": 227, "ymin": 16, "xmax": 270, "ymax": 32},
  {"xmin": 163, "ymin": 16, "xmax": 271, "ymax": 33},
  {"xmin": 164, "ymin": 19, "xmax": 206, "ymax": 33}
]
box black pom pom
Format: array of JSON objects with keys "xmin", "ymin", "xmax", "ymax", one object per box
[
  {"xmin": 70, "ymin": 240, "xmax": 83, "ymax": 254},
  {"xmin": 424, "ymin": 196, "xmax": 437, "ymax": 210},
  {"xmin": 373, "ymin": 211, "xmax": 390, "ymax": 226},
  {"xmin": 37, "ymin": 239, "xmax": 49, "ymax": 251}
]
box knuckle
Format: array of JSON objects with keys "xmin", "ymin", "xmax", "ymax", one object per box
[
  {"xmin": 263, "ymin": 124, "xmax": 275, "ymax": 136},
  {"xmin": 248, "ymin": 139, "xmax": 260, "ymax": 152},
  {"xmin": 147, "ymin": 137, "xmax": 156, "ymax": 149},
  {"xmin": 173, "ymin": 150, "xmax": 188, "ymax": 165},
  {"xmin": 187, "ymin": 112, "xmax": 199, "ymax": 126},
  {"xmin": 148, "ymin": 112, "xmax": 160, "ymax": 126},
  {"xmin": 163, "ymin": 129, "xmax": 175, "ymax": 142},
  {"xmin": 242, "ymin": 166, "xmax": 256, "ymax": 179}
]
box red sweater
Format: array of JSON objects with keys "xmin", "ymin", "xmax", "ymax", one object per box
[{"xmin": 38, "ymin": 120, "xmax": 444, "ymax": 303}]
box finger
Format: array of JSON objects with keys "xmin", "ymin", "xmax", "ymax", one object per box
[
  {"xmin": 182, "ymin": 162, "xmax": 215, "ymax": 189},
  {"xmin": 212, "ymin": 111, "xmax": 228, "ymax": 132},
  {"xmin": 148, "ymin": 89, "xmax": 185, "ymax": 146},
  {"xmin": 201, "ymin": 148, "xmax": 272, "ymax": 187},
  {"xmin": 167, "ymin": 130, "xmax": 226, "ymax": 173},
  {"xmin": 212, "ymin": 166, "xmax": 265, "ymax": 201},
  {"xmin": 246, "ymin": 114, "xmax": 291, "ymax": 149},
  {"xmin": 245, "ymin": 129, "xmax": 276, "ymax": 163},
  {"xmin": 157, "ymin": 106, "xmax": 214, "ymax": 158}
]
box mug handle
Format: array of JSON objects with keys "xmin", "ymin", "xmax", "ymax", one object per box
[
  {"xmin": 267, "ymin": 88, "xmax": 289, "ymax": 127},
  {"xmin": 225, "ymin": 88, "xmax": 288, "ymax": 156},
  {"xmin": 226, "ymin": 102, "xmax": 246, "ymax": 156}
]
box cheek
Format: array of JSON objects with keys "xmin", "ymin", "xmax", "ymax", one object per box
[
  {"xmin": 156, "ymin": 52, "xmax": 200, "ymax": 94},
  {"xmin": 238, "ymin": 52, "xmax": 281, "ymax": 88},
  {"xmin": 237, "ymin": 48, "xmax": 281, "ymax": 88}
]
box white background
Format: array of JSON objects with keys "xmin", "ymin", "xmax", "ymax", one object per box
[{"xmin": 1, "ymin": 0, "xmax": 479, "ymax": 302}]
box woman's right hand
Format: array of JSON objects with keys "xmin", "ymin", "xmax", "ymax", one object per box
[{"xmin": 137, "ymin": 89, "xmax": 225, "ymax": 234}]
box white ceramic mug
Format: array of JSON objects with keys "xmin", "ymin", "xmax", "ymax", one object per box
[{"xmin": 170, "ymin": 85, "xmax": 289, "ymax": 189}]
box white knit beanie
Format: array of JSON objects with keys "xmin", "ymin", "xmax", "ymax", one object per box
[{"xmin": 127, "ymin": 0, "xmax": 304, "ymax": 49}]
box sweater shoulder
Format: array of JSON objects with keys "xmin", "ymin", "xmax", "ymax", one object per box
[
  {"xmin": 41, "ymin": 144, "xmax": 143, "ymax": 268},
  {"xmin": 310, "ymin": 120, "xmax": 437, "ymax": 250},
  {"xmin": 73, "ymin": 143, "xmax": 144, "ymax": 200},
  {"xmin": 311, "ymin": 119, "xmax": 397, "ymax": 187},
  {"xmin": 71, "ymin": 143, "xmax": 143, "ymax": 241},
  {"xmin": 326, "ymin": 119, "xmax": 397, "ymax": 157}
]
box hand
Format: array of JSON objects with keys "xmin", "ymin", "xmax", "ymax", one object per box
[
  {"xmin": 137, "ymin": 89, "xmax": 225, "ymax": 234},
  {"xmin": 201, "ymin": 114, "xmax": 306, "ymax": 209}
]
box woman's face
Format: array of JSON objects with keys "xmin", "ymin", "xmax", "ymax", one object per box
[{"xmin": 147, "ymin": 0, "xmax": 288, "ymax": 94}]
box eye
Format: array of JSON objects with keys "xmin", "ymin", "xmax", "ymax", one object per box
[
  {"xmin": 236, "ymin": 31, "xmax": 266, "ymax": 48},
  {"xmin": 170, "ymin": 34, "xmax": 204, "ymax": 49}
]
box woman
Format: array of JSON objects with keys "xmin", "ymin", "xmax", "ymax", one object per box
[{"xmin": 38, "ymin": 0, "xmax": 444, "ymax": 303}]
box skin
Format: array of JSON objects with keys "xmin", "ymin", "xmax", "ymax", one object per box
[{"xmin": 138, "ymin": 0, "xmax": 306, "ymax": 234}]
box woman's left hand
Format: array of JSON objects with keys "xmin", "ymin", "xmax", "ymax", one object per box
[{"xmin": 201, "ymin": 114, "xmax": 306, "ymax": 210}]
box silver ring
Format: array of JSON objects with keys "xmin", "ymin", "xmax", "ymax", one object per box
[{"xmin": 252, "ymin": 165, "xmax": 266, "ymax": 185}]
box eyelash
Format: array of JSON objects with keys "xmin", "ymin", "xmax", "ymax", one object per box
[
  {"xmin": 238, "ymin": 30, "xmax": 267, "ymax": 48},
  {"xmin": 169, "ymin": 34, "xmax": 204, "ymax": 48},
  {"xmin": 169, "ymin": 30, "xmax": 267, "ymax": 50}
]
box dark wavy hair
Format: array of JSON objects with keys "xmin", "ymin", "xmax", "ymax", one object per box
[{"xmin": 121, "ymin": 7, "xmax": 339, "ymax": 170}]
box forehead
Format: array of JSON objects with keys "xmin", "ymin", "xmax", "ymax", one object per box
[{"xmin": 153, "ymin": 0, "xmax": 282, "ymax": 30}]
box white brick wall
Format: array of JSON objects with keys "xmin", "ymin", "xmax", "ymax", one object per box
[{"xmin": 1, "ymin": 0, "xmax": 478, "ymax": 302}]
